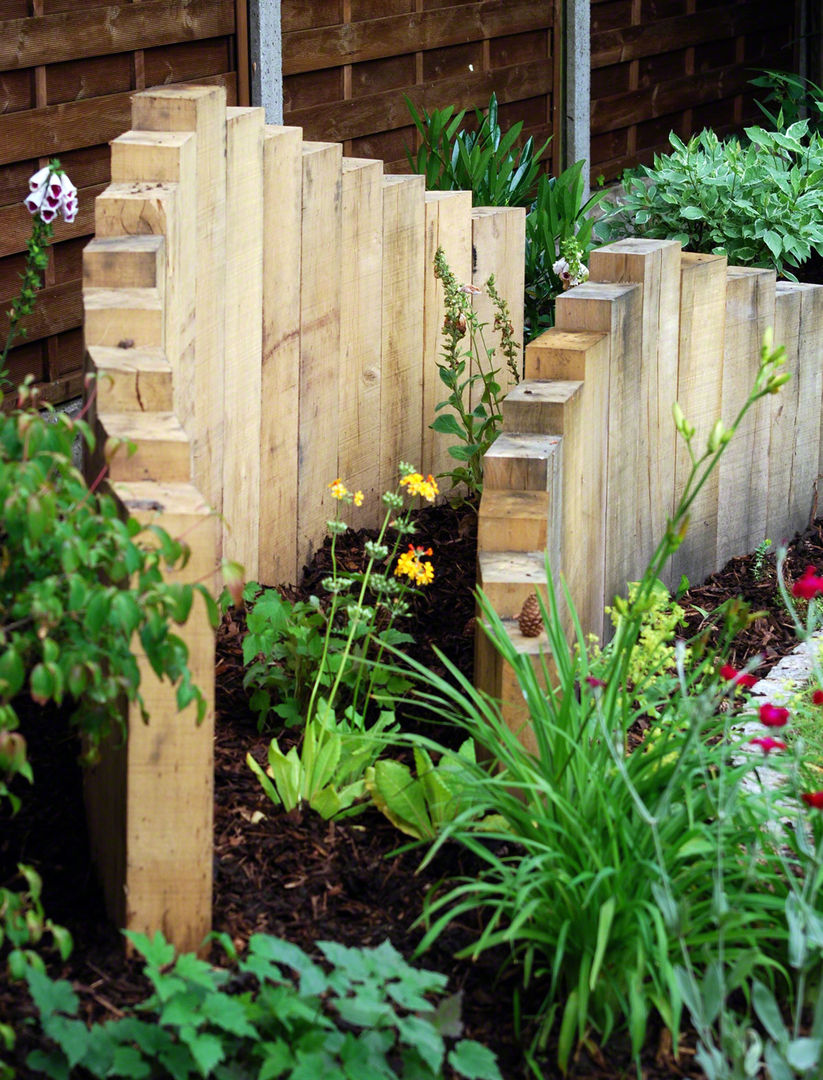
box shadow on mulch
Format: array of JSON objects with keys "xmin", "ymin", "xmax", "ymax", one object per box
[{"xmin": 3, "ymin": 503, "xmax": 823, "ymax": 1079}]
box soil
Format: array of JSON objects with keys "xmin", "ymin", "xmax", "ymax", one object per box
[{"xmin": 3, "ymin": 503, "xmax": 823, "ymax": 1080}]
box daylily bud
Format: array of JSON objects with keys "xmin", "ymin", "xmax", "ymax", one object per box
[{"xmin": 707, "ymin": 419, "xmax": 725, "ymax": 453}]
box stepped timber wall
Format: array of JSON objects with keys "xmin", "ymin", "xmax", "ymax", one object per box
[
  {"xmin": 81, "ymin": 82, "xmax": 525, "ymax": 950},
  {"xmin": 476, "ymin": 238, "xmax": 823, "ymax": 746}
]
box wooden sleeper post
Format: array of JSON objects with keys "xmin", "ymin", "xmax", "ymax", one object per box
[
  {"xmin": 339, "ymin": 157, "xmax": 384, "ymax": 528},
  {"xmin": 259, "ymin": 126, "xmax": 304, "ymax": 584}
]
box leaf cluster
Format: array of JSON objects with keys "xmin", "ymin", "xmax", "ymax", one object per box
[
  {"xmin": 365, "ymin": 739, "xmax": 491, "ymax": 841},
  {"xmin": 601, "ymin": 125, "xmax": 823, "ymax": 278},
  {"xmin": 524, "ymin": 161, "xmax": 608, "ymax": 340},
  {"xmin": 404, "ymin": 93, "xmax": 549, "ymax": 208},
  {"xmin": 247, "ymin": 702, "xmax": 395, "ymax": 819},
  {"xmin": 241, "ymin": 584, "xmax": 412, "ymax": 731},
  {"xmin": 750, "ymin": 68, "xmax": 823, "ymax": 136},
  {"xmin": 24, "ymin": 929, "xmax": 501, "ymax": 1080}
]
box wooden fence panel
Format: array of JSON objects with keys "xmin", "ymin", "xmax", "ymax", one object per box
[
  {"xmin": 0, "ymin": 0, "xmax": 240, "ymax": 411},
  {"xmin": 281, "ymin": 0, "xmax": 559, "ymax": 176},
  {"xmin": 591, "ymin": 0, "xmax": 798, "ymax": 181}
]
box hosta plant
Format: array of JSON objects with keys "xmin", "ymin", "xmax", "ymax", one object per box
[{"xmin": 601, "ymin": 124, "xmax": 823, "ymax": 278}]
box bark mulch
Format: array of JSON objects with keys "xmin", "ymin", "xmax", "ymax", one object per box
[{"xmin": 3, "ymin": 504, "xmax": 823, "ymax": 1079}]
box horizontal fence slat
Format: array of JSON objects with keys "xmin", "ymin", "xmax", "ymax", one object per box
[
  {"xmin": 0, "ymin": 0, "xmax": 234, "ymax": 71},
  {"xmin": 0, "ymin": 278, "xmax": 81, "ymax": 345},
  {"xmin": 592, "ymin": 4, "xmax": 788, "ymax": 68},
  {"xmin": 283, "ymin": 0, "xmax": 551, "ymax": 75},
  {"xmin": 590, "ymin": 64, "xmax": 750, "ymax": 135},
  {"xmin": 285, "ymin": 58, "xmax": 552, "ymax": 143},
  {"xmin": 0, "ymin": 73, "xmax": 236, "ymax": 167}
]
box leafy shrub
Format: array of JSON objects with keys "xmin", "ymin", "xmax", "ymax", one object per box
[
  {"xmin": 602, "ymin": 125, "xmax": 823, "ymax": 278},
  {"xmin": 385, "ymin": 337, "xmax": 797, "ymax": 1069},
  {"xmin": 405, "ymin": 92, "xmax": 549, "ymax": 208},
  {"xmin": 25, "ymin": 929, "xmax": 501, "ymax": 1080},
  {"xmin": 0, "ymin": 390, "xmax": 216, "ymax": 811}
]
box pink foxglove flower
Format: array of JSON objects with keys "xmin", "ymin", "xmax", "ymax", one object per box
[{"xmin": 24, "ymin": 164, "xmax": 77, "ymax": 224}]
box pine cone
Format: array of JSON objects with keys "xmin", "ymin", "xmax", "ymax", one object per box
[{"xmin": 518, "ymin": 594, "xmax": 542, "ymax": 637}]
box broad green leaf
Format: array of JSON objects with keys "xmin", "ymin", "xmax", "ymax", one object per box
[{"xmin": 448, "ymin": 1039, "xmax": 503, "ymax": 1080}]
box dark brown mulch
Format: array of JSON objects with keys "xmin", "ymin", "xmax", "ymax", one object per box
[
  {"xmin": 3, "ymin": 503, "xmax": 823, "ymax": 1079},
  {"xmin": 679, "ymin": 515, "xmax": 823, "ymax": 675}
]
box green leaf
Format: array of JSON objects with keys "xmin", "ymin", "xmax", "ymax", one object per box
[
  {"xmin": 430, "ymin": 413, "xmax": 465, "ymax": 438},
  {"xmin": 25, "ymin": 967, "xmax": 80, "ymax": 1019},
  {"xmin": 180, "ymin": 1030, "xmax": 225, "ymax": 1076},
  {"xmin": 589, "ymin": 897, "xmax": 615, "ymax": 990},
  {"xmin": 0, "ymin": 647, "xmax": 25, "ymax": 699},
  {"xmin": 448, "ymin": 1039, "xmax": 503, "ymax": 1080},
  {"xmin": 786, "ymin": 1037, "xmax": 822, "ymax": 1072},
  {"xmin": 365, "ymin": 760, "xmax": 431, "ymax": 840},
  {"xmin": 752, "ymin": 979, "xmax": 786, "ymax": 1043}
]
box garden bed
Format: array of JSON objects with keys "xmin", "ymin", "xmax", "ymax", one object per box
[{"xmin": 3, "ymin": 503, "xmax": 823, "ymax": 1079}]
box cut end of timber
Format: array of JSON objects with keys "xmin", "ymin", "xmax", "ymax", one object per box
[
  {"xmin": 483, "ymin": 432, "xmax": 562, "ymax": 491},
  {"xmin": 98, "ymin": 411, "xmax": 191, "ymax": 484},
  {"xmin": 477, "ymin": 550, "xmax": 549, "ymax": 618},
  {"xmin": 525, "ymin": 329, "xmax": 608, "ymax": 380},
  {"xmin": 478, "ymin": 490, "xmax": 549, "ymax": 552},
  {"xmin": 501, "ymin": 380, "xmax": 583, "ymax": 434},
  {"xmin": 83, "ymin": 235, "xmax": 165, "ymax": 290},
  {"xmin": 112, "ymin": 479, "xmax": 213, "ymax": 520},
  {"xmin": 87, "ymin": 346, "xmax": 173, "ymax": 413},
  {"xmin": 83, "ymin": 287, "xmax": 164, "ymax": 349}
]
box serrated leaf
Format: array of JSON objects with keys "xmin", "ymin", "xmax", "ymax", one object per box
[{"xmin": 448, "ymin": 1039, "xmax": 503, "ymax": 1080}]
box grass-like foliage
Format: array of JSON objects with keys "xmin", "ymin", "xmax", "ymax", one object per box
[
  {"xmin": 384, "ymin": 336, "xmax": 806, "ymax": 1070},
  {"xmin": 602, "ymin": 123, "xmax": 823, "ymax": 278},
  {"xmin": 404, "ymin": 92, "xmax": 549, "ymax": 208},
  {"xmin": 24, "ymin": 929, "xmax": 501, "ymax": 1080}
]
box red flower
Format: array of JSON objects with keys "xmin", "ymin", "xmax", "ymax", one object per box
[
  {"xmin": 792, "ymin": 566, "xmax": 823, "ymax": 600},
  {"xmin": 720, "ymin": 663, "xmax": 757, "ymax": 689},
  {"xmin": 813, "ymin": 689, "xmax": 823, "ymax": 706},
  {"xmin": 802, "ymin": 791, "xmax": 823, "ymax": 809},
  {"xmin": 585, "ymin": 676, "xmax": 606, "ymax": 689},
  {"xmin": 759, "ymin": 702, "xmax": 790, "ymax": 727},
  {"xmin": 750, "ymin": 736, "xmax": 786, "ymax": 754}
]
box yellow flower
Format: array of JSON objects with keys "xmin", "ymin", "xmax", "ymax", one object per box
[
  {"xmin": 400, "ymin": 472, "xmax": 439, "ymax": 503},
  {"xmin": 328, "ymin": 478, "xmax": 348, "ymax": 500},
  {"xmin": 353, "ymin": 490, "xmax": 364, "ymax": 507},
  {"xmin": 394, "ymin": 544, "xmax": 435, "ymax": 587}
]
